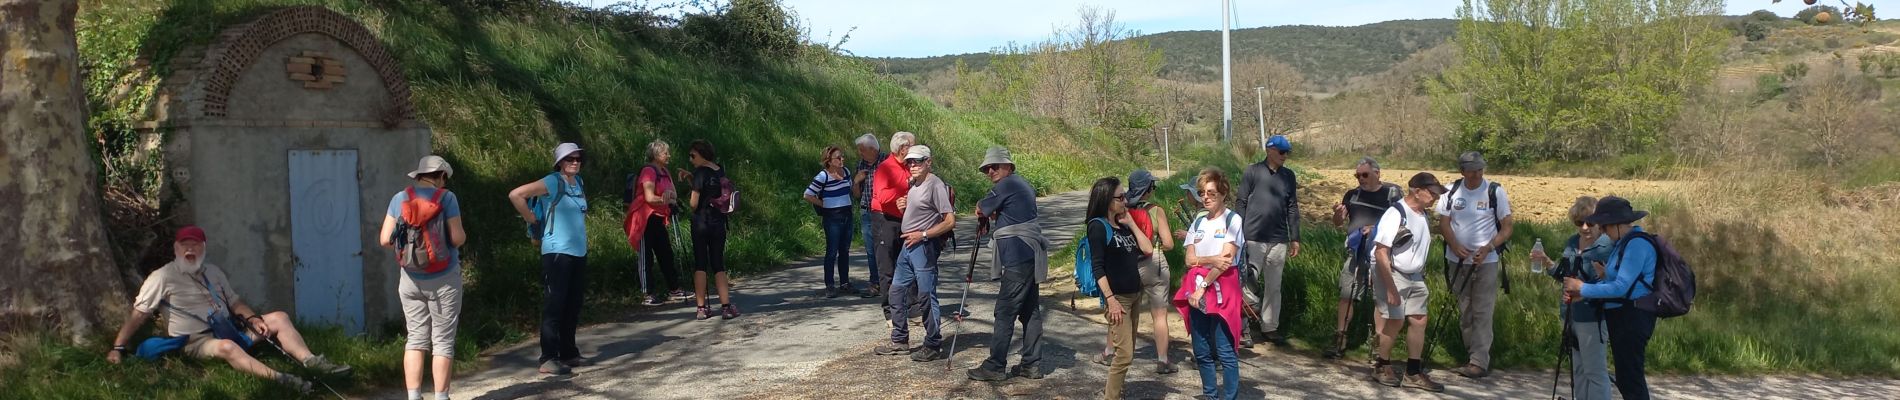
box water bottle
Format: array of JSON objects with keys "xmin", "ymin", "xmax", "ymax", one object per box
[{"xmin": 1529, "ymin": 238, "xmax": 1547, "ymax": 274}]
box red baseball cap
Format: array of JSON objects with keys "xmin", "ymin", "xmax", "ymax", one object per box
[{"xmin": 175, "ymin": 226, "xmax": 207, "ymax": 243}]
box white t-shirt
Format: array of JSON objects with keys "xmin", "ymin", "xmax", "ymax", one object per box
[
  {"xmin": 1435, "ymin": 179, "xmax": 1512, "ymax": 264},
  {"xmin": 1374, "ymin": 202, "xmax": 1433, "ymax": 275},
  {"xmin": 1185, "ymin": 208, "xmax": 1246, "ymax": 264}
]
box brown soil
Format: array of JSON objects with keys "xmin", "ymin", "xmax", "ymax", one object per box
[{"xmin": 1300, "ymin": 169, "xmax": 1684, "ymax": 224}]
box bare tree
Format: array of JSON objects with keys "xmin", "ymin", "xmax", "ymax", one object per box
[
  {"xmin": 1231, "ymin": 56, "xmax": 1309, "ymax": 146},
  {"xmin": 1, "ymin": 0, "xmax": 131, "ymax": 343}
]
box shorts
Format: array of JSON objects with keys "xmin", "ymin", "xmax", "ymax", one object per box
[
  {"xmin": 1137, "ymin": 256, "xmax": 1172, "ymax": 309},
  {"xmin": 1337, "ymin": 258, "xmax": 1362, "ymax": 299},
  {"xmin": 184, "ymin": 331, "xmax": 254, "ymax": 359},
  {"xmin": 401, "ymin": 270, "xmax": 465, "ymax": 358},
  {"xmin": 1378, "ymin": 270, "xmax": 1430, "ymax": 319}
]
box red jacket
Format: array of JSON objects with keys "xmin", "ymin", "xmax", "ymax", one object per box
[{"xmin": 870, "ymin": 155, "xmax": 910, "ymax": 218}]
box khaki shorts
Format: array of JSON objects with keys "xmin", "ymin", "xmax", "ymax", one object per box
[
  {"xmin": 1337, "ymin": 258, "xmax": 1361, "ymax": 299},
  {"xmin": 1378, "ymin": 271, "xmax": 1430, "ymax": 319},
  {"xmin": 1137, "ymin": 256, "xmax": 1172, "ymax": 309},
  {"xmin": 183, "ymin": 331, "xmax": 254, "ymax": 359}
]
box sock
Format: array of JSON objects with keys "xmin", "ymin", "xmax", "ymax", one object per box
[
  {"xmin": 407, "ymin": 389, "xmax": 422, "ymax": 400},
  {"xmin": 435, "ymin": 391, "xmax": 452, "ymax": 400},
  {"xmin": 1374, "ymin": 358, "xmax": 1390, "ymax": 366},
  {"xmin": 1407, "ymin": 359, "xmax": 1424, "ymax": 375}
]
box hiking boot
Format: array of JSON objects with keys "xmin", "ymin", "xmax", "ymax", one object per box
[
  {"xmin": 721, "ymin": 304, "xmax": 741, "ymax": 319},
  {"xmin": 1451, "ymin": 364, "xmax": 1489, "ymax": 379},
  {"xmin": 1322, "ymin": 331, "xmax": 1348, "ymax": 359},
  {"xmin": 825, "ymin": 287, "xmax": 840, "ymax": 299},
  {"xmin": 1373, "ymin": 363, "xmax": 1401, "ymax": 387},
  {"xmin": 1406, "ymin": 372, "xmax": 1446, "ymax": 392},
  {"xmin": 695, "ymin": 306, "xmax": 714, "ymax": 321},
  {"xmin": 1263, "ymin": 330, "xmax": 1289, "ymax": 346},
  {"xmin": 276, "ymin": 373, "xmax": 314, "ymax": 394},
  {"xmin": 538, "ymin": 360, "xmax": 572, "ymax": 375},
  {"xmin": 967, "ymin": 367, "xmax": 1009, "ymax": 381},
  {"xmin": 300, "ymin": 354, "xmax": 352, "ymax": 377},
  {"xmin": 1010, "ymin": 364, "xmax": 1045, "ymax": 379},
  {"xmin": 1155, "ymin": 360, "xmax": 1179, "ymax": 375},
  {"xmin": 910, "ymin": 346, "xmax": 945, "ymax": 362},
  {"xmin": 859, "ymin": 287, "xmax": 878, "ymax": 298},
  {"xmin": 874, "ymin": 342, "xmax": 913, "ymax": 356},
  {"xmin": 559, "ymin": 356, "xmax": 591, "ymax": 368}
]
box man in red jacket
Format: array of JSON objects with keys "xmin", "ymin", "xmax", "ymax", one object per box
[{"xmin": 872, "ymin": 131, "xmax": 920, "ymax": 322}]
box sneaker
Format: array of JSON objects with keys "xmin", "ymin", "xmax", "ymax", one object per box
[
  {"xmin": 967, "ymin": 367, "xmax": 1009, "ymax": 381},
  {"xmin": 1263, "ymin": 330, "xmax": 1289, "ymax": 345},
  {"xmin": 695, "ymin": 306, "xmax": 714, "ymax": 321},
  {"xmin": 874, "ymin": 342, "xmax": 913, "ymax": 356},
  {"xmin": 1323, "ymin": 331, "xmax": 1348, "ymax": 359},
  {"xmin": 538, "ymin": 360, "xmax": 572, "ymax": 375},
  {"xmin": 859, "ymin": 287, "xmax": 878, "ymax": 298},
  {"xmin": 825, "ymin": 287, "xmax": 840, "ymax": 299},
  {"xmin": 1451, "ymin": 364, "xmax": 1489, "ymax": 379},
  {"xmin": 642, "ymin": 295, "xmax": 665, "ymax": 306},
  {"xmin": 721, "ymin": 304, "xmax": 740, "ymax": 319},
  {"xmin": 559, "ymin": 356, "xmax": 591, "ymax": 368},
  {"xmin": 670, "ymin": 290, "xmax": 693, "ymax": 300},
  {"xmin": 1155, "ymin": 360, "xmax": 1179, "ymax": 375},
  {"xmin": 910, "ymin": 346, "xmax": 944, "ymax": 362},
  {"xmin": 1374, "ymin": 363, "xmax": 1402, "ymax": 387},
  {"xmin": 1406, "ymin": 372, "xmax": 1446, "ymax": 392},
  {"xmin": 276, "ymin": 374, "xmax": 314, "ymax": 394},
  {"xmin": 1009, "ymin": 364, "xmax": 1045, "ymax": 380},
  {"xmin": 300, "ymin": 354, "xmax": 353, "ymax": 377}
]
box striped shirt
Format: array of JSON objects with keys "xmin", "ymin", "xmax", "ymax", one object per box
[{"xmin": 805, "ymin": 168, "xmax": 854, "ymax": 209}]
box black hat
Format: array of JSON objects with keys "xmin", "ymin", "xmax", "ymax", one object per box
[
  {"xmin": 1585, "ymin": 196, "xmax": 1648, "ymax": 225},
  {"xmin": 1408, "ymin": 172, "xmax": 1448, "ymax": 195}
]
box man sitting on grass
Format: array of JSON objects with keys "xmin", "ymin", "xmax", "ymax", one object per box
[{"xmin": 106, "ymin": 226, "xmax": 353, "ymax": 394}]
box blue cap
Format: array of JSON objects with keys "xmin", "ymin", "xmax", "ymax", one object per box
[{"xmin": 1265, "ymin": 135, "xmax": 1292, "ymax": 153}]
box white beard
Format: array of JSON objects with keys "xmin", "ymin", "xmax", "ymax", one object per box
[{"xmin": 177, "ymin": 255, "xmax": 204, "ymax": 275}]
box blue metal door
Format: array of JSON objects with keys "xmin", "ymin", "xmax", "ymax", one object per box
[{"xmin": 289, "ymin": 149, "xmax": 365, "ymax": 334}]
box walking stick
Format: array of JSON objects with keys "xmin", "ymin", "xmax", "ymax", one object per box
[{"xmin": 945, "ymin": 221, "xmax": 987, "ymax": 371}]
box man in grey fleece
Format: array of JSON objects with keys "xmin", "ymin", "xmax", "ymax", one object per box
[
  {"xmin": 1236, "ymin": 134, "xmax": 1301, "ymax": 346},
  {"xmin": 966, "ymin": 146, "xmax": 1050, "ymax": 382}
]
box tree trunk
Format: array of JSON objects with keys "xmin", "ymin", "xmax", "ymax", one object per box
[{"xmin": 1, "ymin": 0, "xmax": 129, "ymax": 344}]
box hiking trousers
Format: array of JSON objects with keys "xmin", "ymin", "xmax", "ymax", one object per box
[
  {"xmin": 889, "ymin": 239, "xmax": 945, "ymax": 348},
  {"xmin": 979, "ymin": 259, "xmax": 1044, "ymax": 372},
  {"xmin": 1244, "ymin": 241, "xmax": 1289, "ymax": 333},
  {"xmin": 1453, "ymin": 261, "xmax": 1500, "ymax": 369},
  {"xmin": 539, "ymin": 253, "xmax": 586, "ymax": 362},
  {"xmin": 1606, "ymin": 306, "xmax": 1657, "ymax": 400}
]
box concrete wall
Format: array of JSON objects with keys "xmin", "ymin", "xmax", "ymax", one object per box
[{"xmin": 171, "ymin": 28, "xmax": 430, "ymax": 335}]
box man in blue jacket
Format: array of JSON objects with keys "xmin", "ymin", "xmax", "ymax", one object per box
[{"xmin": 1561, "ymin": 196, "xmax": 1657, "ymax": 400}]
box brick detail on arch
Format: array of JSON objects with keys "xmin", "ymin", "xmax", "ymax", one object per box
[{"xmin": 197, "ymin": 6, "xmax": 414, "ymax": 119}]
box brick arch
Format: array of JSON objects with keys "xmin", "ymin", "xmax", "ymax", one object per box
[{"xmin": 197, "ymin": 6, "xmax": 414, "ymax": 119}]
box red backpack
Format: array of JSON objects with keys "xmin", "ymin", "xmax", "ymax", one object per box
[{"xmin": 396, "ymin": 187, "xmax": 454, "ymax": 274}]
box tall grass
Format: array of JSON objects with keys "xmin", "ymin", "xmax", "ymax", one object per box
[{"xmin": 39, "ymin": 0, "xmax": 1140, "ymax": 396}]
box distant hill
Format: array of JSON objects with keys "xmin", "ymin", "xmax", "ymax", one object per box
[{"xmin": 863, "ymin": 19, "xmax": 1459, "ymax": 90}]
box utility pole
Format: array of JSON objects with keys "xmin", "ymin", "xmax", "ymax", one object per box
[
  {"xmin": 1162, "ymin": 127, "xmax": 1171, "ymax": 171},
  {"xmin": 1221, "ymin": 0, "xmax": 1233, "ymax": 143},
  {"xmin": 1254, "ymin": 86, "xmax": 1267, "ymax": 148}
]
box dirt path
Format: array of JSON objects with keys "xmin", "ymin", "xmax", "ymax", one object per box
[
  {"xmin": 1300, "ymin": 169, "xmax": 1683, "ymax": 224},
  {"xmin": 390, "ymin": 187, "xmax": 1896, "ymax": 400}
]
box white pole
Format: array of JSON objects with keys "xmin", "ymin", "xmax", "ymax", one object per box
[
  {"xmin": 1254, "ymin": 86, "xmax": 1267, "ymax": 147},
  {"xmin": 1221, "ymin": 0, "xmax": 1233, "ymax": 143},
  {"xmin": 1163, "ymin": 127, "xmax": 1172, "ymax": 171}
]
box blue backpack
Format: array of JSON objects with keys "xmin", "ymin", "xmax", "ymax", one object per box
[{"xmin": 1073, "ymin": 217, "xmax": 1114, "ymax": 300}]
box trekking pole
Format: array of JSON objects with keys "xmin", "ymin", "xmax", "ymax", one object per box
[
  {"xmin": 259, "ymin": 336, "xmax": 347, "ymax": 400},
  {"xmin": 944, "ymin": 225, "xmax": 986, "ymax": 371},
  {"xmin": 1551, "ymin": 305, "xmax": 1572, "ymax": 400}
]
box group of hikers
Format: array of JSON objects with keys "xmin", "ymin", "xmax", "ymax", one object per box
[{"xmin": 98, "ymin": 129, "xmax": 1673, "ymax": 400}]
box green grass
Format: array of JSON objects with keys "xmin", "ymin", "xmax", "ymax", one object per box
[
  {"xmin": 1047, "ymin": 148, "xmax": 1900, "ymax": 376},
  {"xmin": 44, "ymin": 0, "xmax": 1141, "ymax": 397}
]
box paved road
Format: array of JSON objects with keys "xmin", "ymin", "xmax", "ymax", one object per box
[{"xmin": 383, "ymin": 189, "xmax": 1899, "ymax": 400}]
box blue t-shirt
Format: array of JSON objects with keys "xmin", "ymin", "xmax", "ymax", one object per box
[
  {"xmin": 540, "ymin": 174, "xmax": 589, "ymax": 257},
  {"xmin": 387, "ymin": 187, "xmax": 461, "ymax": 279},
  {"xmin": 979, "ymin": 174, "xmax": 1039, "ymax": 266}
]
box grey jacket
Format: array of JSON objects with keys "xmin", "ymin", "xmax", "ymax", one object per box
[{"xmin": 988, "ymin": 218, "xmax": 1051, "ymax": 283}]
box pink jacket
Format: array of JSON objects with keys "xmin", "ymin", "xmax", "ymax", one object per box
[{"xmin": 1174, "ymin": 265, "xmax": 1244, "ymax": 351}]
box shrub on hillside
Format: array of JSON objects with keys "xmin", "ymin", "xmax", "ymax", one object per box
[
  {"xmin": 1749, "ymin": 9, "xmax": 1782, "ymax": 22},
  {"xmin": 680, "ymin": 0, "xmax": 802, "ymax": 64}
]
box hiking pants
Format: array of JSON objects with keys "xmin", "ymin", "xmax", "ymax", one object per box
[
  {"xmin": 873, "ymin": 214, "xmax": 920, "ymax": 316},
  {"xmin": 1569, "ymin": 306, "xmax": 1613, "ymax": 400},
  {"xmin": 1189, "ymin": 308, "xmax": 1240, "ymax": 400},
  {"xmin": 1607, "ymin": 306, "xmax": 1657, "ymax": 400},
  {"xmin": 979, "ymin": 259, "xmax": 1044, "ymax": 372},
  {"xmin": 1105, "ymin": 293, "xmax": 1141, "ymax": 400},
  {"xmin": 889, "ymin": 239, "xmax": 944, "ymax": 347},
  {"xmin": 539, "ymin": 253, "xmax": 586, "ymax": 362},
  {"xmin": 1245, "ymin": 241, "xmax": 1289, "ymax": 333},
  {"xmin": 820, "ymin": 207, "xmax": 854, "ymax": 290},
  {"xmin": 1454, "ymin": 261, "xmax": 1500, "ymax": 369},
  {"xmin": 640, "ymin": 214, "xmax": 681, "ymax": 298}
]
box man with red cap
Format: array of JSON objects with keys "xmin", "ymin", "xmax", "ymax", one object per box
[{"xmin": 106, "ymin": 226, "xmax": 352, "ymax": 394}]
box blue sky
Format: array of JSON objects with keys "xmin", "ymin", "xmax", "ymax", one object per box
[{"xmin": 570, "ymin": 1, "xmax": 1827, "ymax": 58}]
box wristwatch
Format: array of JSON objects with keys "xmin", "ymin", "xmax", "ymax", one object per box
[{"xmin": 111, "ymin": 345, "xmax": 127, "ymax": 352}]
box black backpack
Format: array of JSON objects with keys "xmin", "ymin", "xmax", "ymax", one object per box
[
  {"xmin": 1448, "ymin": 178, "xmax": 1512, "ymax": 293},
  {"xmin": 1613, "ymin": 231, "xmax": 1696, "ymax": 318}
]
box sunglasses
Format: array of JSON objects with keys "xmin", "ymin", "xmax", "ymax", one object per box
[
  {"xmin": 1355, "ymin": 171, "xmax": 1375, "ymax": 179},
  {"xmin": 981, "ymin": 165, "xmax": 998, "ymax": 173},
  {"xmin": 561, "ymin": 157, "xmax": 584, "ymax": 164},
  {"xmin": 905, "ymin": 158, "xmax": 930, "ymax": 166}
]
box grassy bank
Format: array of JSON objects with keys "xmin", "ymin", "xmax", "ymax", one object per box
[
  {"xmin": 1046, "ymin": 148, "xmax": 1900, "ymax": 376},
  {"xmin": 17, "ymin": 0, "xmax": 1139, "ymax": 397}
]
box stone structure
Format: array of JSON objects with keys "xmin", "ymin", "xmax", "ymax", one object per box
[{"xmin": 140, "ymin": 6, "xmax": 429, "ymax": 335}]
